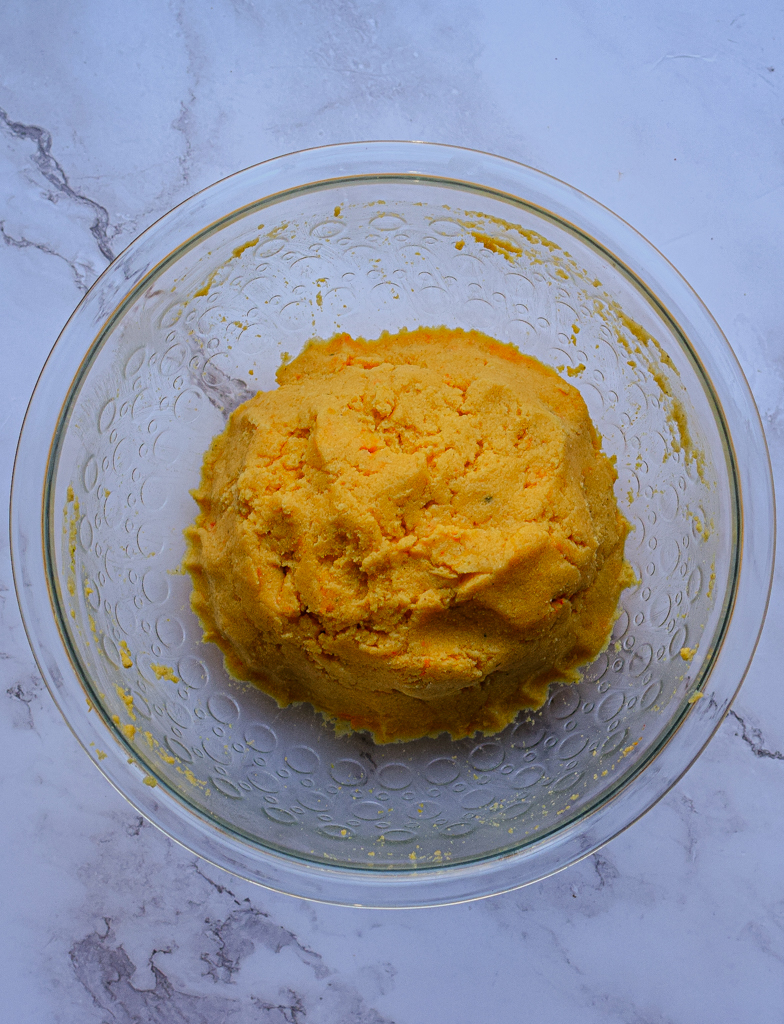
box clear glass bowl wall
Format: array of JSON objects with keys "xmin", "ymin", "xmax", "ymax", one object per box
[{"xmin": 52, "ymin": 180, "xmax": 727, "ymax": 863}]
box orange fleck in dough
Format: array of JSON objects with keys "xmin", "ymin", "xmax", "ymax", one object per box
[{"xmin": 184, "ymin": 327, "xmax": 633, "ymax": 742}]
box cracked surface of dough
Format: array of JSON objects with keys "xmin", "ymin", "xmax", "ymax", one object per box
[{"xmin": 184, "ymin": 327, "xmax": 632, "ymax": 742}]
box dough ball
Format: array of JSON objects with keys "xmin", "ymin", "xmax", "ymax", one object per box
[{"xmin": 184, "ymin": 327, "xmax": 633, "ymax": 742}]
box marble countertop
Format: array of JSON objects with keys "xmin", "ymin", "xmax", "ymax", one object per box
[{"xmin": 2, "ymin": 3, "xmax": 783, "ymax": 1021}]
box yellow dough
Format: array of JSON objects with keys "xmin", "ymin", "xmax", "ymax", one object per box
[{"xmin": 184, "ymin": 327, "xmax": 633, "ymax": 743}]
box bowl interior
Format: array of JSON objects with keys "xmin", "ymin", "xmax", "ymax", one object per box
[{"xmin": 50, "ymin": 177, "xmax": 732, "ymax": 872}]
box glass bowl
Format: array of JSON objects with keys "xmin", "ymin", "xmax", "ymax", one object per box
[{"xmin": 11, "ymin": 142, "xmax": 774, "ymax": 907}]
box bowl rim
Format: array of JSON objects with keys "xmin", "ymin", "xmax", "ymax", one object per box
[{"xmin": 10, "ymin": 140, "xmax": 775, "ymax": 907}]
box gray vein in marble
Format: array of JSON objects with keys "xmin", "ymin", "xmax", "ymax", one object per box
[
  {"xmin": 192, "ymin": 859, "xmax": 241, "ymax": 899},
  {"xmin": 733, "ymin": 56, "xmax": 778, "ymax": 89},
  {"xmin": 671, "ymin": 793, "xmax": 700, "ymax": 862},
  {"xmin": 202, "ymin": 904, "xmax": 328, "ymax": 984},
  {"xmin": 70, "ymin": 921, "xmax": 251, "ymax": 1024},
  {"xmin": 739, "ymin": 920, "xmax": 784, "ymax": 970},
  {"xmin": 0, "ymin": 219, "xmax": 91, "ymax": 293},
  {"xmin": 125, "ymin": 815, "xmax": 146, "ymax": 838},
  {"xmin": 162, "ymin": 864, "xmax": 399, "ymax": 1024},
  {"xmin": 498, "ymin": 850, "xmax": 677, "ymax": 1024},
  {"xmin": 171, "ymin": 4, "xmax": 201, "ymax": 192},
  {"xmin": 729, "ymin": 709, "xmax": 784, "ymax": 761},
  {"xmin": 172, "ymin": 96, "xmax": 197, "ymax": 194},
  {"xmin": 508, "ymin": 846, "xmax": 659, "ymax": 926},
  {"xmin": 190, "ymin": 861, "xmax": 328, "ymax": 986},
  {"xmin": 69, "ymin": 899, "xmax": 400, "ymax": 1024},
  {"xmin": 251, "ymin": 992, "xmax": 307, "ymax": 1024},
  {"xmin": 580, "ymin": 990, "xmax": 678, "ymax": 1024},
  {"xmin": 0, "ymin": 107, "xmax": 115, "ymax": 262},
  {"xmin": 5, "ymin": 671, "xmax": 44, "ymax": 731},
  {"xmin": 591, "ymin": 852, "xmax": 620, "ymax": 890}
]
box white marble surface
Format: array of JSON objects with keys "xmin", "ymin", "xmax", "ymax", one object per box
[{"xmin": 2, "ymin": 2, "xmax": 783, "ymax": 1021}]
